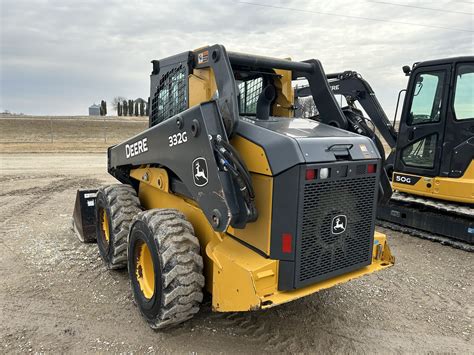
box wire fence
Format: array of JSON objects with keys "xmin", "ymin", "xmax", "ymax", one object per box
[{"xmin": 0, "ymin": 116, "xmax": 148, "ymax": 144}]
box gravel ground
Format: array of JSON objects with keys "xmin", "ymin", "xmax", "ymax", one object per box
[{"xmin": 0, "ymin": 153, "xmax": 472, "ymax": 353}]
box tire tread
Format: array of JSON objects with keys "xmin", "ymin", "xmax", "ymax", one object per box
[
  {"xmin": 98, "ymin": 184, "xmax": 141, "ymax": 269},
  {"xmin": 132, "ymin": 209, "xmax": 204, "ymax": 329}
]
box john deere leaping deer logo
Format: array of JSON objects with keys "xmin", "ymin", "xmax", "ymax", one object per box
[
  {"xmin": 331, "ymin": 215, "xmax": 347, "ymax": 234},
  {"xmin": 192, "ymin": 157, "xmax": 209, "ymax": 187}
]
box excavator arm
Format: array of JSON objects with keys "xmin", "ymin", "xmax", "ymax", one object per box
[
  {"xmin": 296, "ymin": 71, "xmax": 397, "ymax": 148},
  {"xmin": 326, "ymin": 71, "xmax": 398, "ymax": 149}
]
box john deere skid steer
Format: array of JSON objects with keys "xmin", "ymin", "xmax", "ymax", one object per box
[{"xmin": 73, "ymin": 44, "xmax": 394, "ymax": 329}]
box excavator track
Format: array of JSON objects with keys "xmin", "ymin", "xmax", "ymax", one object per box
[
  {"xmin": 377, "ymin": 192, "xmax": 473, "ymax": 250},
  {"xmin": 391, "ymin": 192, "xmax": 473, "ymax": 218},
  {"xmin": 377, "ymin": 220, "xmax": 474, "ymax": 252}
]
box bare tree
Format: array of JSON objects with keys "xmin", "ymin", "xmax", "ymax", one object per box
[
  {"xmin": 298, "ymin": 97, "xmax": 318, "ymax": 118},
  {"xmin": 117, "ymin": 102, "xmax": 122, "ymax": 116},
  {"xmin": 128, "ymin": 100, "xmax": 133, "ymax": 116},
  {"xmin": 112, "ymin": 96, "xmax": 126, "ymax": 114},
  {"xmin": 140, "ymin": 101, "xmax": 145, "ymax": 116},
  {"xmin": 123, "ymin": 100, "xmax": 128, "ymax": 116},
  {"xmin": 134, "ymin": 101, "xmax": 139, "ymax": 116}
]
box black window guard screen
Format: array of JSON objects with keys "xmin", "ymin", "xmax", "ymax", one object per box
[
  {"xmin": 150, "ymin": 64, "xmax": 187, "ymax": 126},
  {"xmin": 238, "ymin": 77, "xmax": 262, "ymax": 115}
]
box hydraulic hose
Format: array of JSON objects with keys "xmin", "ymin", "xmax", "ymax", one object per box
[{"xmin": 214, "ymin": 138, "xmax": 257, "ymax": 222}]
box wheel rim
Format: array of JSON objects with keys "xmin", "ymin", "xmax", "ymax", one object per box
[
  {"xmin": 100, "ymin": 208, "xmax": 110, "ymax": 244},
  {"xmin": 135, "ymin": 240, "xmax": 155, "ymax": 299}
]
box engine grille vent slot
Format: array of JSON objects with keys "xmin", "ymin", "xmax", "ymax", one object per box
[{"xmin": 296, "ymin": 175, "xmax": 377, "ymax": 286}]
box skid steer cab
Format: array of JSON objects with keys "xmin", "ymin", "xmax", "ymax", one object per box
[{"xmin": 73, "ymin": 44, "xmax": 394, "ymax": 329}]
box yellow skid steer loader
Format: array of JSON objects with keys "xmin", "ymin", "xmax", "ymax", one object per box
[{"xmin": 73, "ymin": 45, "xmax": 394, "ymax": 329}]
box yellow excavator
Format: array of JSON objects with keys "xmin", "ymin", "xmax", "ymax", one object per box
[
  {"xmin": 73, "ymin": 45, "xmax": 394, "ymax": 329},
  {"xmin": 296, "ymin": 57, "xmax": 473, "ymax": 250}
]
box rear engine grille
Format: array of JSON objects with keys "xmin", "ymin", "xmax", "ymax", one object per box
[{"xmin": 297, "ymin": 175, "xmax": 377, "ymax": 285}]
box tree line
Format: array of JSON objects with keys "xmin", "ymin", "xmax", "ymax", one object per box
[{"xmin": 112, "ymin": 97, "xmax": 149, "ymax": 117}]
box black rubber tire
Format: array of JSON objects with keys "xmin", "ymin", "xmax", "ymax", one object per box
[
  {"xmin": 96, "ymin": 184, "xmax": 141, "ymax": 269},
  {"xmin": 128, "ymin": 209, "xmax": 205, "ymax": 329}
]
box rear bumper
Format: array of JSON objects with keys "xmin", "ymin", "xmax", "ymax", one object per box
[{"xmin": 207, "ymin": 231, "xmax": 394, "ymax": 312}]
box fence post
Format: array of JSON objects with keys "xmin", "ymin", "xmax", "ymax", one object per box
[
  {"xmin": 50, "ymin": 117, "xmax": 53, "ymax": 143},
  {"xmin": 103, "ymin": 117, "xmax": 107, "ymax": 143}
]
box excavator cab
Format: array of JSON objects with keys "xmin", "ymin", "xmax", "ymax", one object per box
[{"xmin": 393, "ymin": 58, "xmax": 474, "ymax": 204}]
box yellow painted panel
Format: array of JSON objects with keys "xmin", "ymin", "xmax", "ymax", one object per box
[
  {"xmin": 208, "ymin": 238, "xmax": 265, "ymax": 311},
  {"xmin": 230, "ymin": 135, "xmax": 272, "ymax": 175},
  {"xmin": 188, "ymin": 68, "xmax": 217, "ymax": 108},
  {"xmin": 392, "ymin": 160, "xmax": 474, "ymax": 204},
  {"xmin": 227, "ymin": 173, "xmax": 273, "ymax": 254},
  {"xmin": 272, "ymin": 68, "xmax": 294, "ymax": 117},
  {"xmin": 130, "ymin": 167, "xmax": 169, "ymax": 192},
  {"xmin": 208, "ymin": 232, "xmax": 394, "ymax": 312}
]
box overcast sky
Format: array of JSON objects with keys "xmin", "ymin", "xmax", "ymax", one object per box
[{"xmin": 1, "ymin": 0, "xmax": 473, "ymax": 118}]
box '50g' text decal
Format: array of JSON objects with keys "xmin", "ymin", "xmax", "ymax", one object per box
[
  {"xmin": 393, "ymin": 173, "xmax": 421, "ymax": 185},
  {"xmin": 168, "ymin": 132, "xmax": 188, "ymax": 147}
]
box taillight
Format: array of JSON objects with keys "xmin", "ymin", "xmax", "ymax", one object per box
[
  {"xmin": 305, "ymin": 169, "xmax": 316, "ymax": 180},
  {"xmin": 282, "ymin": 233, "xmax": 292, "ymax": 253},
  {"xmin": 367, "ymin": 164, "xmax": 376, "ymax": 173}
]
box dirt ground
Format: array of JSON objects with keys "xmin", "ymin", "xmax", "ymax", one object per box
[
  {"xmin": 0, "ymin": 152, "xmax": 472, "ymax": 354},
  {"xmin": 0, "ymin": 116, "xmax": 473, "ymax": 353},
  {"xmin": 0, "ymin": 115, "xmax": 148, "ymax": 153}
]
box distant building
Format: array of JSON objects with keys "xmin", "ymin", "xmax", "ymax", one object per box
[{"xmin": 89, "ymin": 104, "xmax": 101, "ymax": 116}]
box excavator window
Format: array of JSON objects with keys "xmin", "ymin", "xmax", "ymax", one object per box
[
  {"xmin": 401, "ymin": 133, "xmax": 438, "ymax": 168},
  {"xmin": 453, "ymin": 64, "xmax": 474, "ymax": 121},
  {"xmin": 408, "ymin": 71, "xmax": 445, "ymax": 125}
]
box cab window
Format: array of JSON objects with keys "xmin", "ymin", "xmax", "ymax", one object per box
[
  {"xmin": 453, "ymin": 64, "xmax": 474, "ymax": 120},
  {"xmin": 401, "ymin": 133, "xmax": 438, "ymax": 169},
  {"xmin": 408, "ymin": 71, "xmax": 445, "ymax": 125},
  {"xmin": 238, "ymin": 77, "xmax": 263, "ymax": 115}
]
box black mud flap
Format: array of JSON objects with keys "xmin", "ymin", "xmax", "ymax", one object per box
[{"xmin": 72, "ymin": 189, "xmax": 99, "ymax": 243}]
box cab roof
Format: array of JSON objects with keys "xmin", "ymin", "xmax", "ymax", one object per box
[{"xmin": 413, "ymin": 56, "xmax": 474, "ymax": 69}]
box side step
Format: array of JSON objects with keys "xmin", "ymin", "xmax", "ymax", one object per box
[
  {"xmin": 376, "ymin": 199, "xmax": 473, "ymax": 248},
  {"xmin": 72, "ymin": 189, "xmax": 98, "ymax": 243}
]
